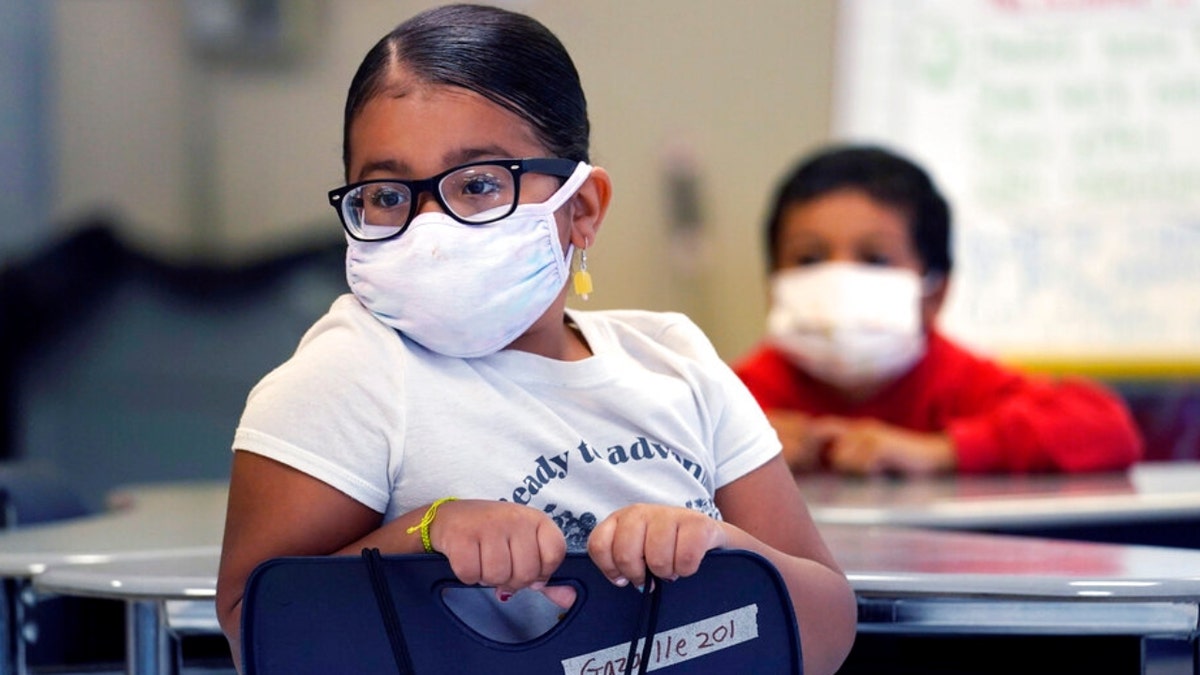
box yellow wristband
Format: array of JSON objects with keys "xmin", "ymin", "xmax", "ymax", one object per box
[{"xmin": 406, "ymin": 497, "xmax": 457, "ymax": 553}]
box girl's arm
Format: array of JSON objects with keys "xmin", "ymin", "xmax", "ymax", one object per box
[
  {"xmin": 587, "ymin": 455, "xmax": 857, "ymax": 675},
  {"xmin": 715, "ymin": 455, "xmax": 858, "ymax": 675},
  {"xmin": 216, "ymin": 451, "xmax": 566, "ymax": 673},
  {"xmin": 216, "ymin": 451, "xmax": 385, "ymax": 672}
]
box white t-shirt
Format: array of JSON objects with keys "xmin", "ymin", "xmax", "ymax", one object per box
[{"xmin": 234, "ymin": 294, "xmax": 781, "ymax": 549}]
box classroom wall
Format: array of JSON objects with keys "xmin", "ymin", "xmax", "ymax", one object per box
[
  {"xmin": 0, "ymin": 1, "xmax": 51, "ymax": 258},
  {"xmin": 46, "ymin": 0, "xmax": 838, "ymax": 362}
]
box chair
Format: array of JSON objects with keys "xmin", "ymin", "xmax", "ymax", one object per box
[
  {"xmin": 0, "ymin": 462, "xmax": 89, "ymax": 528},
  {"xmin": 241, "ymin": 550, "xmax": 804, "ymax": 674},
  {"xmin": 0, "ymin": 462, "xmax": 115, "ymax": 673}
]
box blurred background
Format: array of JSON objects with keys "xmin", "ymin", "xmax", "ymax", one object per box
[
  {"xmin": 0, "ymin": 0, "xmax": 1197, "ymax": 511},
  {"xmin": 6, "ymin": 0, "xmax": 832, "ymax": 354},
  {"xmin": 0, "ymin": 0, "xmax": 837, "ymax": 509}
]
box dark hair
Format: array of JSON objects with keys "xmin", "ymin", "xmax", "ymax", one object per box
[
  {"xmin": 341, "ymin": 4, "xmax": 590, "ymax": 178},
  {"xmin": 764, "ymin": 144, "xmax": 952, "ymax": 276}
]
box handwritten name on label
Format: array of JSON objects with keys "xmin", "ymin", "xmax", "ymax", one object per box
[{"xmin": 560, "ymin": 604, "xmax": 759, "ymax": 675}]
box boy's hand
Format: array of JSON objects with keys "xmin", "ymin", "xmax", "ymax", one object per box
[
  {"xmin": 822, "ymin": 418, "xmax": 956, "ymax": 475},
  {"xmin": 766, "ymin": 409, "xmax": 826, "ymax": 472}
]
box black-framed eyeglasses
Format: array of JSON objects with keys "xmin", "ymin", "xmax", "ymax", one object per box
[{"xmin": 328, "ymin": 157, "xmax": 580, "ymax": 242}]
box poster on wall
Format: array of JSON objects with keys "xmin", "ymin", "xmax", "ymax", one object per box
[{"xmin": 833, "ymin": 0, "xmax": 1200, "ymax": 366}]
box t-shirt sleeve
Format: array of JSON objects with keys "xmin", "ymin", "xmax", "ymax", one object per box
[
  {"xmin": 731, "ymin": 344, "xmax": 797, "ymax": 410},
  {"xmin": 232, "ymin": 295, "xmax": 402, "ymax": 513},
  {"xmin": 654, "ymin": 314, "xmax": 783, "ymax": 489}
]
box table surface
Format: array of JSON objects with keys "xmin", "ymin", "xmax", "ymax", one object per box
[
  {"xmin": 32, "ymin": 522, "xmax": 1200, "ymax": 601},
  {"xmin": 801, "ymin": 460, "xmax": 1200, "ymax": 529},
  {"xmin": 33, "ymin": 549, "xmax": 219, "ymax": 601},
  {"xmin": 29, "ymin": 521, "xmax": 1200, "ymax": 641},
  {"xmin": 9, "ymin": 462, "xmax": 1198, "ymax": 577},
  {"xmin": 824, "ymin": 523, "xmax": 1200, "ymax": 639},
  {"xmin": 16, "ymin": 469, "xmax": 1200, "ymax": 646},
  {"xmin": 823, "ymin": 523, "xmax": 1200, "ymax": 599},
  {"xmin": 0, "ymin": 480, "xmax": 227, "ymax": 577},
  {"xmin": 13, "ymin": 467, "xmax": 1200, "ymax": 599}
]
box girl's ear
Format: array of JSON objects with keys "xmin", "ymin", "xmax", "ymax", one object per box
[{"xmin": 567, "ymin": 167, "xmax": 612, "ymax": 248}]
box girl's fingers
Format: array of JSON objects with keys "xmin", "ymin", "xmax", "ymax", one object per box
[
  {"xmin": 590, "ymin": 505, "xmax": 728, "ymax": 588},
  {"xmin": 445, "ymin": 539, "xmax": 483, "ymax": 586},
  {"xmin": 670, "ymin": 519, "xmax": 714, "ymax": 578},
  {"xmin": 435, "ymin": 501, "xmax": 568, "ymax": 592},
  {"xmin": 539, "ymin": 584, "xmax": 578, "ymax": 609},
  {"xmin": 477, "ymin": 535, "xmax": 514, "ymax": 588},
  {"xmin": 607, "ymin": 511, "xmax": 650, "ymax": 587},
  {"xmin": 536, "ymin": 519, "xmax": 568, "ymax": 581},
  {"xmin": 642, "ymin": 516, "xmax": 679, "ymax": 580},
  {"xmin": 586, "ymin": 518, "xmax": 625, "ymax": 586}
]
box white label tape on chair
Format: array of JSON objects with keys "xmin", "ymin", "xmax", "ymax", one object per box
[{"xmin": 559, "ymin": 604, "xmax": 760, "ymax": 675}]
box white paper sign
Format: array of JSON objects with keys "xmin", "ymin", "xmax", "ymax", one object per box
[{"xmin": 835, "ymin": 0, "xmax": 1200, "ymax": 360}]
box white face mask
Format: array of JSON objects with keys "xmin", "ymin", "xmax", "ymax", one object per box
[
  {"xmin": 346, "ymin": 162, "xmax": 592, "ymax": 358},
  {"xmin": 766, "ymin": 262, "xmax": 927, "ymax": 391}
]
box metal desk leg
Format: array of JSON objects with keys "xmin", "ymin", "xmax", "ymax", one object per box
[
  {"xmin": 2, "ymin": 578, "xmax": 31, "ymax": 675},
  {"xmin": 1, "ymin": 578, "xmax": 14, "ymax": 675},
  {"xmin": 1143, "ymin": 635, "xmax": 1196, "ymax": 675},
  {"xmin": 126, "ymin": 599, "xmax": 177, "ymax": 675}
]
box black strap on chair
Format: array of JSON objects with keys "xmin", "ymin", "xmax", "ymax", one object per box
[
  {"xmin": 362, "ymin": 548, "xmax": 414, "ymax": 675},
  {"xmin": 623, "ymin": 571, "xmax": 662, "ymax": 675}
]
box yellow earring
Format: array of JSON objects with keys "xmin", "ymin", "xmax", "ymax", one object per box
[{"xmin": 573, "ymin": 246, "xmax": 593, "ymax": 300}]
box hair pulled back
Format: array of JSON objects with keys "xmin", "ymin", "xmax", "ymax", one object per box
[{"xmin": 341, "ymin": 3, "xmax": 590, "ymax": 177}]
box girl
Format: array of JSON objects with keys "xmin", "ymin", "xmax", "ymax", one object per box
[{"xmin": 215, "ymin": 5, "xmax": 856, "ymax": 674}]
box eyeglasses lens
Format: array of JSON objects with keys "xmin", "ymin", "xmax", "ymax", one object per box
[
  {"xmin": 346, "ymin": 183, "xmax": 412, "ymax": 240},
  {"xmin": 343, "ymin": 163, "xmax": 518, "ymax": 240},
  {"xmin": 439, "ymin": 165, "xmax": 516, "ymax": 223}
]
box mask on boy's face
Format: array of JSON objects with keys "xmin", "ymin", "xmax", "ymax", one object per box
[{"xmin": 766, "ymin": 262, "xmax": 927, "ymax": 392}]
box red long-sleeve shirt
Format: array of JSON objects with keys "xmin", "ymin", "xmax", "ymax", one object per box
[{"xmin": 733, "ymin": 330, "xmax": 1144, "ymax": 473}]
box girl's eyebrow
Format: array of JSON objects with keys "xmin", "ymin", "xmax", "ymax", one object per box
[
  {"xmin": 442, "ymin": 145, "xmax": 519, "ymax": 166},
  {"xmin": 356, "ymin": 158, "xmax": 408, "ymax": 181},
  {"xmin": 354, "ymin": 145, "xmax": 519, "ymax": 182}
]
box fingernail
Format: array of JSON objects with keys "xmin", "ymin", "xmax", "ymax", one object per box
[
  {"xmin": 497, "ymin": 590, "xmax": 513, "ymax": 602},
  {"xmin": 612, "ymin": 576, "xmax": 629, "ymax": 587},
  {"xmin": 530, "ymin": 581, "xmax": 546, "ymax": 591}
]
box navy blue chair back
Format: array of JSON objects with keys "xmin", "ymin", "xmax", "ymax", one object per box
[{"xmin": 241, "ymin": 550, "xmax": 803, "ymax": 674}]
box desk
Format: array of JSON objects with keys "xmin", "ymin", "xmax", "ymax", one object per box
[
  {"xmin": 801, "ymin": 461, "xmax": 1200, "ymax": 547},
  {"xmin": 822, "ymin": 523, "xmax": 1200, "ymax": 674},
  {"xmin": 0, "ymin": 481, "xmax": 227, "ymax": 577},
  {"xmin": 34, "ymin": 552, "xmax": 219, "ymax": 675},
  {"xmin": 0, "ymin": 481, "xmax": 227, "ymax": 675},
  {"xmin": 30, "ymin": 525, "xmax": 1200, "ymax": 675}
]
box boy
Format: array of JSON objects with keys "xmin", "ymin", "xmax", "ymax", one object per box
[{"xmin": 734, "ymin": 145, "xmax": 1143, "ymax": 475}]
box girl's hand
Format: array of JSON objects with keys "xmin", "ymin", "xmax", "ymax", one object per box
[
  {"xmin": 587, "ymin": 504, "xmax": 727, "ymax": 588},
  {"xmin": 428, "ymin": 500, "xmax": 567, "ymax": 597}
]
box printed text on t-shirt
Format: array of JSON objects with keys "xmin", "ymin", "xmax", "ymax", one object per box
[{"xmin": 499, "ymin": 436, "xmax": 707, "ymax": 505}]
